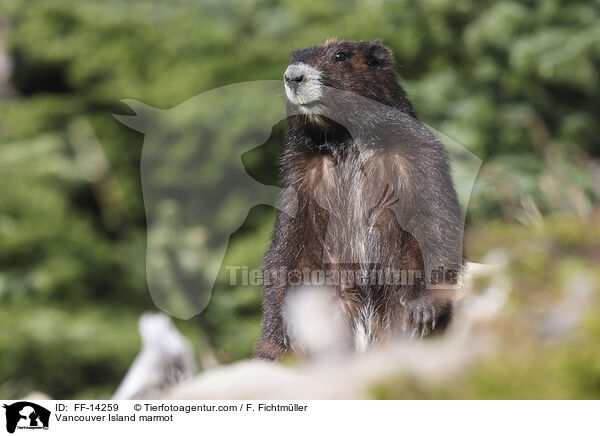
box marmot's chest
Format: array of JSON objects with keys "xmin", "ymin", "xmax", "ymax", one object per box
[{"xmin": 303, "ymin": 150, "xmax": 402, "ymax": 265}]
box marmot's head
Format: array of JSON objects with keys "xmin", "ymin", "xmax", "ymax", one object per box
[{"xmin": 284, "ymin": 39, "xmax": 415, "ymax": 119}]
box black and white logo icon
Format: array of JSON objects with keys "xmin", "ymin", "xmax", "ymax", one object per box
[{"xmin": 2, "ymin": 402, "xmax": 50, "ymax": 434}]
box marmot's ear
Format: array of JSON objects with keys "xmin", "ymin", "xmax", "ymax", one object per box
[{"xmin": 365, "ymin": 40, "xmax": 393, "ymax": 67}]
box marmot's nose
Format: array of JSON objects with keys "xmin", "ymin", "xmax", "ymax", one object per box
[
  {"xmin": 284, "ymin": 65, "xmax": 306, "ymax": 90},
  {"xmin": 285, "ymin": 74, "xmax": 304, "ymax": 90}
]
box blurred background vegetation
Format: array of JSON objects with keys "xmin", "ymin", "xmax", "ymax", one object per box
[{"xmin": 0, "ymin": 0, "xmax": 598, "ymax": 399}]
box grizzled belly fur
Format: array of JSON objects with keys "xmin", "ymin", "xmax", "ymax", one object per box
[{"xmin": 291, "ymin": 145, "xmax": 424, "ymax": 351}]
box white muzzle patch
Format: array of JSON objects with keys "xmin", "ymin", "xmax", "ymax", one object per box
[{"xmin": 283, "ymin": 63, "xmax": 323, "ymax": 112}]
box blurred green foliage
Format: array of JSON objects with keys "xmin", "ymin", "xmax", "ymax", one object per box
[
  {"xmin": 0, "ymin": 0, "xmax": 598, "ymax": 398},
  {"xmin": 371, "ymin": 216, "xmax": 600, "ymax": 399}
]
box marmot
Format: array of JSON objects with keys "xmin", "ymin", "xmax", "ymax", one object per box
[{"xmin": 254, "ymin": 39, "xmax": 463, "ymax": 360}]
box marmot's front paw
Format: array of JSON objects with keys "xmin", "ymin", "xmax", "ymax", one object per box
[
  {"xmin": 401, "ymin": 295, "xmax": 449, "ymax": 339},
  {"xmin": 254, "ymin": 337, "xmax": 287, "ymax": 361}
]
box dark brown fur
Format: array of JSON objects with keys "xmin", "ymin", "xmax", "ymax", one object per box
[{"xmin": 254, "ymin": 40, "xmax": 462, "ymax": 360}]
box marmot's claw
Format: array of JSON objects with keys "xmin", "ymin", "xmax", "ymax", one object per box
[{"xmin": 402, "ymin": 296, "xmax": 444, "ymax": 339}]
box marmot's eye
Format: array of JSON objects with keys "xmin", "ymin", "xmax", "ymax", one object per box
[{"xmin": 334, "ymin": 51, "xmax": 347, "ymax": 62}]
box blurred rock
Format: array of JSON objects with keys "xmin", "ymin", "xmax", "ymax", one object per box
[
  {"xmin": 21, "ymin": 391, "xmax": 52, "ymax": 401},
  {"xmin": 283, "ymin": 286, "xmax": 353, "ymax": 359},
  {"xmin": 165, "ymin": 263, "xmax": 507, "ymax": 399},
  {"xmin": 112, "ymin": 313, "xmax": 196, "ymax": 400}
]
